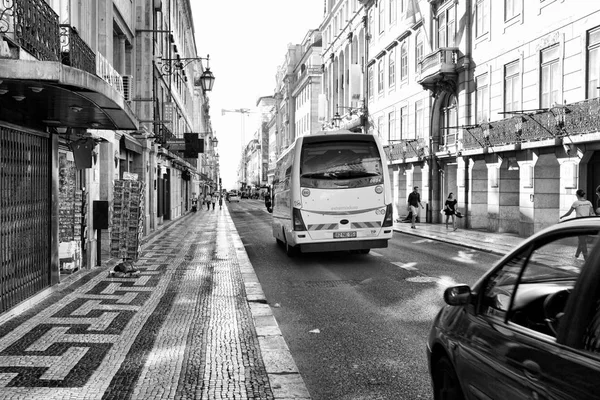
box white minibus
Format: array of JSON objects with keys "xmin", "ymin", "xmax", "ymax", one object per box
[{"xmin": 270, "ymin": 130, "xmax": 394, "ymax": 256}]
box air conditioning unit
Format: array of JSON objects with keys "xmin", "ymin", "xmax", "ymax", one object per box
[{"xmin": 122, "ymin": 75, "xmax": 133, "ymax": 101}]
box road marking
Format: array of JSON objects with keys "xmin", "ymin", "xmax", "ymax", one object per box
[
  {"xmin": 413, "ymin": 239, "xmax": 435, "ymax": 244},
  {"xmin": 370, "ymin": 251, "xmax": 383, "ymax": 257},
  {"xmin": 452, "ymin": 250, "xmax": 478, "ymax": 264},
  {"xmin": 391, "ymin": 261, "xmax": 418, "ymax": 271}
]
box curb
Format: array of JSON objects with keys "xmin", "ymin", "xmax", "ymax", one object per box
[
  {"xmin": 392, "ymin": 226, "xmax": 510, "ymax": 256},
  {"xmin": 224, "ymin": 207, "xmax": 312, "ymax": 400}
]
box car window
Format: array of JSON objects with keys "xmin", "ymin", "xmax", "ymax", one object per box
[
  {"xmin": 481, "ymin": 249, "xmax": 529, "ymax": 318},
  {"xmin": 481, "ymin": 230, "xmax": 600, "ymax": 338},
  {"xmin": 508, "ymin": 230, "xmax": 599, "ymax": 338}
]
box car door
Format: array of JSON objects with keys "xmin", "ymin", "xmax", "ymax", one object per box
[
  {"xmin": 501, "ymin": 228, "xmax": 600, "ymax": 400},
  {"xmin": 455, "ymin": 246, "xmax": 533, "ymax": 400},
  {"xmin": 457, "ymin": 229, "xmax": 598, "ymax": 400}
]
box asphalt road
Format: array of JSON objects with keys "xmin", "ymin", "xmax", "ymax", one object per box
[{"xmin": 228, "ymin": 199, "xmax": 501, "ymax": 400}]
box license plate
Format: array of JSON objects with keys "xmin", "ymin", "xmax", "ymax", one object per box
[{"xmin": 334, "ymin": 231, "xmax": 357, "ymax": 239}]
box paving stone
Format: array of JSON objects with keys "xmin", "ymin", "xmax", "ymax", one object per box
[{"xmin": 0, "ymin": 208, "xmax": 295, "ymax": 399}]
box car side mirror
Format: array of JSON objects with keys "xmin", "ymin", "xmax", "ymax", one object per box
[{"xmin": 444, "ymin": 285, "xmax": 472, "ymax": 306}]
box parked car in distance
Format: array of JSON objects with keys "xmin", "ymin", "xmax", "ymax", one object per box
[
  {"xmin": 427, "ymin": 216, "xmax": 600, "ymax": 400},
  {"xmin": 228, "ymin": 194, "xmax": 240, "ymax": 203}
]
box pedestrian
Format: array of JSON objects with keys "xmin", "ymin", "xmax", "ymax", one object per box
[
  {"xmin": 191, "ymin": 195, "xmax": 198, "ymax": 212},
  {"xmin": 211, "ymin": 193, "xmax": 216, "ymax": 210},
  {"xmin": 560, "ymin": 188, "xmax": 595, "ymax": 259},
  {"xmin": 443, "ymin": 192, "xmax": 458, "ymax": 231},
  {"xmin": 206, "ymin": 193, "xmax": 212, "ymax": 210},
  {"xmin": 218, "ymin": 194, "xmax": 223, "ymax": 209},
  {"xmin": 407, "ymin": 186, "xmax": 425, "ymax": 229}
]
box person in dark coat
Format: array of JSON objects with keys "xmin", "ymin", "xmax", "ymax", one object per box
[
  {"xmin": 407, "ymin": 186, "xmax": 424, "ymax": 229},
  {"xmin": 443, "ymin": 192, "xmax": 458, "ymax": 231}
]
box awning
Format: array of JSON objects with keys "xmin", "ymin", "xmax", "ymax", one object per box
[
  {"xmin": 0, "ymin": 59, "xmax": 138, "ymax": 131},
  {"xmin": 120, "ymin": 135, "xmax": 143, "ymax": 154}
]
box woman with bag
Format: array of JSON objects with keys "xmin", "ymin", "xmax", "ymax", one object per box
[{"xmin": 444, "ymin": 192, "xmax": 458, "ymax": 231}]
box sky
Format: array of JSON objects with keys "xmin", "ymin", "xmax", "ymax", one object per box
[{"xmin": 191, "ymin": 0, "xmax": 325, "ymax": 190}]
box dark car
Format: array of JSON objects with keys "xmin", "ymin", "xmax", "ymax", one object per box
[{"xmin": 427, "ymin": 217, "xmax": 600, "ymax": 400}]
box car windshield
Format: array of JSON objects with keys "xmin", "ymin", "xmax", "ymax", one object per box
[{"xmin": 300, "ymin": 140, "xmax": 383, "ymax": 189}]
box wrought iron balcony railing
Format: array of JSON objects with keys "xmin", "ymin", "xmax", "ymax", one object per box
[
  {"xmin": 11, "ymin": 0, "xmax": 60, "ymax": 62},
  {"xmin": 60, "ymin": 25, "xmax": 95, "ymax": 74},
  {"xmin": 1, "ymin": 0, "xmax": 96, "ymax": 75},
  {"xmin": 462, "ymin": 97, "xmax": 600, "ymax": 150}
]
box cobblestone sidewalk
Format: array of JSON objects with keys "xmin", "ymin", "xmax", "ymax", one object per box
[{"xmin": 0, "ymin": 207, "xmax": 309, "ymax": 399}]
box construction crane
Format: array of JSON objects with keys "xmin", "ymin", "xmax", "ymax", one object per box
[{"xmin": 221, "ymin": 108, "xmax": 257, "ymax": 148}]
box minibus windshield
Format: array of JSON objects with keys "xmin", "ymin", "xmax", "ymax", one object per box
[{"xmin": 300, "ymin": 141, "xmax": 383, "ymax": 189}]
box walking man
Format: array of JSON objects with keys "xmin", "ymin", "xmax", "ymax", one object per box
[{"xmin": 407, "ymin": 186, "xmax": 425, "ymax": 229}]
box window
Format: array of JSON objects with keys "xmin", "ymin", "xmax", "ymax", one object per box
[
  {"xmin": 400, "ymin": 42, "xmax": 408, "ymax": 80},
  {"xmin": 368, "ymin": 66, "xmax": 374, "ymax": 99},
  {"xmin": 476, "ymin": 73, "xmax": 489, "ymax": 123},
  {"xmin": 504, "ymin": 61, "xmax": 521, "ymax": 113},
  {"xmin": 505, "ymin": 0, "xmax": 521, "ymax": 21},
  {"xmin": 400, "ymin": 106, "xmax": 408, "ymax": 139},
  {"xmin": 442, "ymin": 96, "xmax": 457, "ymax": 147},
  {"xmin": 390, "ymin": 0, "xmax": 397, "ymax": 24},
  {"xmin": 379, "ymin": 0, "xmax": 385, "ymax": 34},
  {"xmin": 541, "ymin": 45, "xmax": 560, "ymax": 108},
  {"xmin": 378, "ymin": 59, "xmax": 385, "ymax": 93},
  {"xmin": 389, "ymin": 48, "xmax": 396, "ymax": 87},
  {"xmin": 437, "ymin": 11, "xmax": 446, "ymax": 49},
  {"xmin": 476, "ymin": 0, "xmax": 489, "ymax": 37},
  {"xmin": 368, "ymin": 10, "xmax": 374, "ymax": 38},
  {"xmin": 415, "ymin": 100, "xmax": 424, "ymax": 139},
  {"xmin": 389, "ymin": 111, "xmax": 398, "ymax": 141},
  {"xmin": 587, "ymin": 27, "xmax": 600, "ymax": 99},
  {"xmin": 378, "ymin": 116, "xmax": 385, "ymax": 138},
  {"xmin": 415, "ymin": 32, "xmax": 423, "ymax": 70},
  {"xmin": 437, "ymin": 6, "xmax": 455, "ymax": 48}
]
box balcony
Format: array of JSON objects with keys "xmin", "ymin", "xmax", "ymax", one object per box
[
  {"xmin": 0, "ymin": 0, "xmax": 137, "ymax": 131},
  {"xmin": 461, "ymin": 98, "xmax": 600, "ymax": 150},
  {"xmin": 417, "ymin": 47, "xmax": 459, "ymax": 92},
  {"xmin": 157, "ymin": 124, "xmax": 176, "ymax": 146}
]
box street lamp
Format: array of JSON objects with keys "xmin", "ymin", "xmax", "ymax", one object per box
[
  {"xmin": 161, "ymin": 54, "xmax": 215, "ymax": 92},
  {"xmin": 211, "ymin": 136, "xmax": 219, "ymax": 147}
]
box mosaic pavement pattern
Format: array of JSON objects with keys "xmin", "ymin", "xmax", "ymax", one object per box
[{"xmin": 0, "ymin": 210, "xmax": 274, "ymax": 400}]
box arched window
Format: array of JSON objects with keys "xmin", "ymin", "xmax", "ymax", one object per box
[{"xmin": 441, "ymin": 95, "xmax": 457, "ymax": 147}]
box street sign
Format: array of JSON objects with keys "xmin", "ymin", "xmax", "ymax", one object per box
[{"xmin": 165, "ymin": 139, "xmax": 186, "ymax": 151}]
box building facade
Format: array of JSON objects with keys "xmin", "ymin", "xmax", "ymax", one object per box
[
  {"xmin": 356, "ymin": 0, "xmax": 600, "ymax": 236},
  {"xmin": 0, "ymin": 0, "xmax": 215, "ymax": 314}
]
